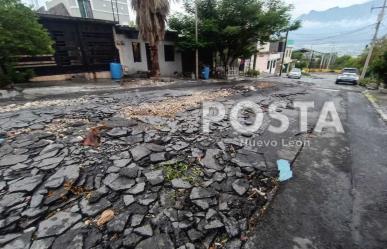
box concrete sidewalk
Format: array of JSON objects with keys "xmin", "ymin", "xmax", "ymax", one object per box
[{"xmin": 364, "ymin": 90, "xmax": 387, "ymax": 122}]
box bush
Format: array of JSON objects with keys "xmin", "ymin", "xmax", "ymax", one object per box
[
  {"xmin": 359, "ymin": 77, "xmax": 380, "ymax": 87},
  {"xmin": 245, "ymin": 69, "xmax": 260, "ymax": 77},
  {"xmin": 0, "ymin": 66, "xmax": 34, "ymax": 88}
]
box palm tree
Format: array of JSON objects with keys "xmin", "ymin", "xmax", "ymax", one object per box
[{"xmin": 131, "ymin": 0, "xmax": 170, "ymax": 78}]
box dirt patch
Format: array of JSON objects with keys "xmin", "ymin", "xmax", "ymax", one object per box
[{"xmin": 120, "ymin": 90, "xmax": 233, "ymax": 118}]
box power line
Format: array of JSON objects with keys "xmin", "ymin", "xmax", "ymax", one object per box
[
  {"xmin": 291, "ymin": 23, "xmax": 375, "ymax": 37},
  {"xmin": 292, "ymin": 23, "xmax": 376, "ymax": 42}
]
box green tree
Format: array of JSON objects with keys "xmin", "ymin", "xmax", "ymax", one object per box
[
  {"xmin": 371, "ymin": 50, "xmax": 387, "ymax": 88},
  {"xmin": 169, "ymin": 0, "xmax": 298, "ymax": 68},
  {"xmin": 332, "ymin": 55, "xmax": 360, "ymax": 70},
  {"xmin": 0, "ymin": 0, "xmax": 53, "ymax": 86}
]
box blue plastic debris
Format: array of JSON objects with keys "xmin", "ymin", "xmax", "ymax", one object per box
[
  {"xmin": 0, "ymin": 133, "xmax": 5, "ymax": 145},
  {"xmin": 277, "ymin": 159, "xmax": 293, "ymax": 182}
]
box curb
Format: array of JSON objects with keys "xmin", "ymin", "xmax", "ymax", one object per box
[{"xmin": 363, "ymin": 90, "xmax": 387, "ymax": 122}]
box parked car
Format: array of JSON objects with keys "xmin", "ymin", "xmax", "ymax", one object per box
[
  {"xmin": 288, "ymin": 68, "xmax": 302, "ymax": 79},
  {"xmin": 336, "ymin": 68, "xmax": 359, "ymax": 85}
]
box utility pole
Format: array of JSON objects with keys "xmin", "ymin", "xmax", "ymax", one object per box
[
  {"xmin": 110, "ymin": 0, "xmax": 116, "ymax": 22},
  {"xmin": 195, "ymin": 0, "xmax": 199, "ymax": 80},
  {"xmin": 307, "ymin": 49, "xmax": 314, "ymax": 71},
  {"xmin": 279, "ymin": 30, "xmax": 289, "ymax": 77},
  {"xmin": 361, "ymin": 0, "xmax": 386, "ymax": 79},
  {"xmin": 115, "ymin": 0, "xmax": 120, "ymax": 24}
]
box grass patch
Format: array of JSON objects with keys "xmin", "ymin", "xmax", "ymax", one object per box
[{"xmin": 162, "ymin": 162, "xmax": 203, "ymax": 185}]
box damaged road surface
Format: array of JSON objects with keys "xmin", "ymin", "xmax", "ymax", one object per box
[
  {"xmin": 1, "ymin": 77, "xmax": 386, "ymax": 249},
  {"xmin": 0, "ymin": 80, "xmax": 308, "ymax": 249}
]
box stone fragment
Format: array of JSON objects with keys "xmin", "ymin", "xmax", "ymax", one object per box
[
  {"xmin": 144, "ymin": 170, "xmax": 164, "ymax": 185},
  {"xmin": 202, "ymin": 149, "xmax": 223, "ymax": 170},
  {"xmin": 36, "ymin": 156, "xmax": 64, "ymax": 170},
  {"xmin": 29, "ymin": 237, "xmax": 55, "ymax": 249},
  {"xmin": 127, "ymin": 182, "xmax": 146, "ymax": 195},
  {"xmin": 45, "ymin": 164, "xmax": 79, "ymax": 188},
  {"xmin": 122, "ymin": 233, "xmax": 142, "ymax": 248},
  {"xmin": 192, "ymin": 199, "xmax": 210, "ymax": 210},
  {"xmin": 103, "ymin": 173, "xmax": 135, "ymax": 191},
  {"xmin": 88, "ymin": 186, "xmax": 109, "ymax": 203},
  {"xmin": 138, "ymin": 193, "xmax": 157, "ymax": 206},
  {"xmin": 131, "ymin": 145, "xmax": 151, "ymax": 161},
  {"xmin": 204, "ymin": 219, "xmax": 224, "ymax": 230},
  {"xmin": 0, "ymin": 192, "xmax": 25, "ymax": 208},
  {"xmin": 21, "ymin": 207, "xmax": 48, "ymax": 218},
  {"xmin": 8, "ymin": 175, "xmax": 43, "ymax": 193},
  {"xmin": 171, "ymin": 141, "xmax": 189, "ymax": 151},
  {"xmin": 123, "ymin": 195, "xmax": 135, "ymax": 206},
  {"xmin": 130, "ymin": 214, "xmax": 144, "ymax": 227},
  {"xmin": 2, "ymin": 227, "xmax": 35, "ymax": 249},
  {"xmin": 107, "ymin": 128, "xmax": 129, "ymax": 138},
  {"xmin": 134, "ymin": 234, "xmax": 174, "ymax": 249},
  {"xmin": 171, "ymin": 178, "xmax": 192, "ymax": 189},
  {"xmin": 107, "ymin": 212, "xmax": 130, "ymax": 233},
  {"xmin": 133, "ymin": 224, "xmax": 153, "ymax": 237},
  {"xmin": 114, "ymin": 159, "xmax": 131, "ymax": 168},
  {"xmin": 187, "ymin": 229, "xmax": 203, "ymax": 241},
  {"xmin": 30, "ymin": 194, "xmax": 44, "ymax": 208},
  {"xmin": 80, "ymin": 198, "xmax": 111, "ymax": 216},
  {"xmin": 190, "ymin": 187, "xmax": 215, "ymax": 200},
  {"xmin": 119, "ymin": 163, "xmax": 139, "ymax": 178},
  {"xmin": 36, "ymin": 211, "xmax": 82, "ymax": 238},
  {"xmin": 0, "ymin": 233, "xmax": 21, "ymax": 246},
  {"xmin": 0, "ymin": 154, "xmax": 29, "ymax": 166},
  {"xmin": 225, "ymin": 239, "xmax": 242, "ymax": 249},
  {"xmin": 51, "ymin": 229, "xmax": 84, "ymax": 249},
  {"xmin": 232, "ymin": 179, "xmax": 250, "ymax": 196},
  {"xmin": 150, "ymin": 152, "xmax": 166, "ymax": 162}
]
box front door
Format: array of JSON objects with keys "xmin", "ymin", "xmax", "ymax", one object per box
[{"xmin": 145, "ymin": 43, "xmax": 152, "ymax": 72}]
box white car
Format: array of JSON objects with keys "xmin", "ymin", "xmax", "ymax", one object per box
[
  {"xmin": 336, "ymin": 68, "xmax": 359, "ymax": 85},
  {"xmin": 288, "ymin": 68, "xmax": 302, "ymax": 79}
]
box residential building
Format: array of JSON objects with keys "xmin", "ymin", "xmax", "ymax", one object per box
[
  {"xmin": 45, "ymin": 0, "xmax": 130, "ymax": 25},
  {"xmin": 18, "ymin": 14, "xmax": 182, "ymax": 81},
  {"xmin": 115, "ymin": 26, "xmax": 182, "ymax": 76},
  {"xmin": 247, "ymin": 41, "xmax": 293, "ymax": 75}
]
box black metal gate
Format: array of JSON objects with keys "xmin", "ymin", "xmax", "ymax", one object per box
[{"xmin": 19, "ymin": 14, "xmax": 119, "ymax": 76}]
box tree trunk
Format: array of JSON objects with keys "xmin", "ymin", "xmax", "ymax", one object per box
[{"xmin": 149, "ymin": 44, "xmax": 160, "ymax": 78}]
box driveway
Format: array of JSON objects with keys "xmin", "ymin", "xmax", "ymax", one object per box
[{"xmin": 244, "ymin": 74, "xmax": 387, "ymax": 249}]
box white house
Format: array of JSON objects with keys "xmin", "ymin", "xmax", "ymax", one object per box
[{"xmin": 114, "ymin": 26, "xmax": 182, "ymax": 77}]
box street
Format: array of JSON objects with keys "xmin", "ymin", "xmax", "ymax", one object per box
[
  {"xmin": 244, "ymin": 74, "xmax": 387, "ymax": 249},
  {"xmin": 0, "ymin": 74, "xmax": 386, "ymax": 249}
]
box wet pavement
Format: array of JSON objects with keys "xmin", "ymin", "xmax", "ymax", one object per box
[{"xmin": 244, "ymin": 75, "xmax": 387, "ymax": 249}]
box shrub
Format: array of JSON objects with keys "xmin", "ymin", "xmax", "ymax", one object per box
[
  {"xmin": 359, "ymin": 77, "xmax": 380, "ymax": 87},
  {"xmin": 245, "ymin": 69, "xmax": 260, "ymax": 77}
]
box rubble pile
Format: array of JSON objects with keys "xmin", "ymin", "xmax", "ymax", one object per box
[{"xmin": 0, "ymin": 85, "xmax": 301, "ymax": 249}]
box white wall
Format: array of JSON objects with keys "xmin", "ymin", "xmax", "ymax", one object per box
[
  {"xmin": 115, "ymin": 34, "xmax": 148, "ymax": 74},
  {"xmin": 158, "ymin": 41, "xmax": 182, "ymax": 76},
  {"xmin": 115, "ymin": 33, "xmax": 182, "ymax": 76}
]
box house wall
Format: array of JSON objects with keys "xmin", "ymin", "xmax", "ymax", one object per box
[
  {"xmin": 253, "ymin": 53, "xmax": 281, "ymax": 74},
  {"xmin": 115, "ymin": 34, "xmax": 182, "ymax": 76}
]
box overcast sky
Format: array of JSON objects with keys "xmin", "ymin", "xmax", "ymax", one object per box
[{"xmin": 170, "ymin": 0, "xmax": 371, "ymax": 18}]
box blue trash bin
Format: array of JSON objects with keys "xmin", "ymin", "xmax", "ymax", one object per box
[
  {"xmin": 110, "ymin": 62, "xmax": 123, "ymax": 80},
  {"xmin": 201, "ymin": 66, "xmax": 210, "ymax": 80}
]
